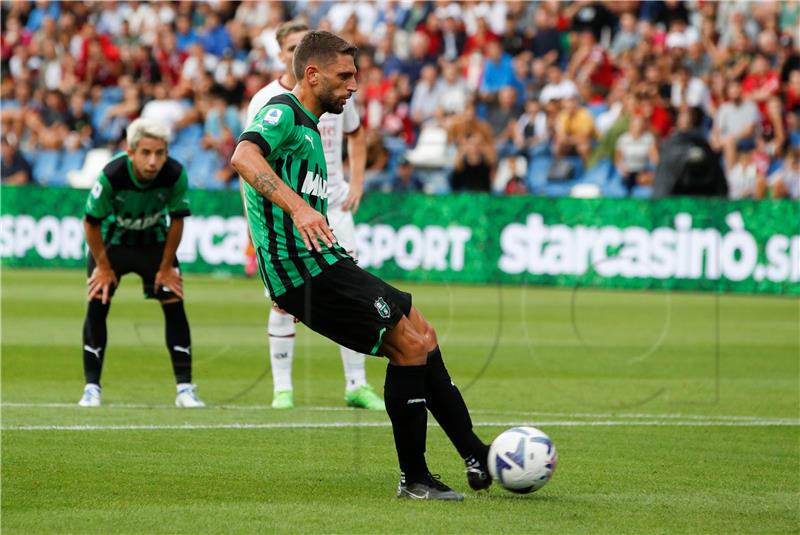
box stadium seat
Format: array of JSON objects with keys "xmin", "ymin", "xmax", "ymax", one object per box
[
  {"xmin": 188, "ymin": 149, "xmax": 222, "ymax": 189},
  {"xmin": 67, "ymin": 148, "xmax": 112, "ymax": 188},
  {"xmin": 526, "ymin": 153, "xmax": 553, "ymax": 194},
  {"xmin": 405, "ymin": 126, "xmax": 453, "ymax": 169},
  {"xmin": 173, "ymin": 123, "xmax": 204, "ymax": 147},
  {"xmin": 32, "ymin": 150, "xmax": 63, "ymax": 186},
  {"xmin": 541, "ymin": 156, "xmax": 586, "ymax": 197},
  {"xmin": 61, "ymin": 149, "xmax": 87, "ymax": 176}
]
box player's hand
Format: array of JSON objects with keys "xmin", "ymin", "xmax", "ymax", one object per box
[
  {"xmin": 291, "ymin": 204, "xmax": 336, "ymax": 252},
  {"xmin": 88, "ymin": 266, "xmax": 118, "ymax": 304},
  {"xmin": 155, "ymin": 267, "xmax": 184, "ymax": 299},
  {"xmin": 341, "ymin": 182, "xmax": 363, "ymax": 213}
]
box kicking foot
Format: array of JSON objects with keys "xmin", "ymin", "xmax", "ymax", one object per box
[{"xmin": 465, "ymin": 453, "xmax": 492, "ymax": 491}]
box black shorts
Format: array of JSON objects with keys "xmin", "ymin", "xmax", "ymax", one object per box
[
  {"xmin": 87, "ymin": 243, "xmax": 180, "ymax": 300},
  {"xmin": 273, "ymin": 259, "xmax": 412, "ymax": 357}
]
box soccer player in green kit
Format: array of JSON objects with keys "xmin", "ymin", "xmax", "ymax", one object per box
[
  {"xmin": 79, "ymin": 118, "xmax": 204, "ymax": 408},
  {"xmin": 231, "ymin": 31, "xmax": 491, "ymax": 500}
]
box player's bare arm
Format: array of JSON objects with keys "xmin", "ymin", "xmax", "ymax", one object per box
[
  {"xmin": 231, "ymin": 140, "xmax": 336, "ymax": 252},
  {"xmin": 84, "ymin": 220, "xmax": 118, "ymax": 304},
  {"xmin": 155, "ymin": 218, "xmax": 185, "ymax": 300},
  {"xmin": 342, "ymin": 126, "xmax": 366, "ymax": 213}
]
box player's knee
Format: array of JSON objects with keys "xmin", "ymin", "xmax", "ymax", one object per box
[
  {"xmin": 269, "ymin": 307, "xmax": 295, "ymax": 337},
  {"xmin": 422, "ymin": 321, "xmax": 438, "ymax": 352}
]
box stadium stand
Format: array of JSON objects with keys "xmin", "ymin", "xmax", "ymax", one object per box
[{"xmin": 1, "ymin": 0, "xmax": 798, "ymax": 199}]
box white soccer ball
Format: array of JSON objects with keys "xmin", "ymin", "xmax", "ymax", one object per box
[{"xmin": 488, "ymin": 426, "xmax": 557, "ymax": 494}]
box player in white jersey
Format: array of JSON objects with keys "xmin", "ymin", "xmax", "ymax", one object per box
[{"xmin": 245, "ymin": 20, "xmax": 381, "ymax": 411}]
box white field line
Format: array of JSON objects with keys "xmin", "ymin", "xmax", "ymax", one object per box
[
  {"xmin": 0, "ymin": 402, "xmax": 795, "ymax": 423},
  {"xmin": 2, "ymin": 419, "xmax": 798, "ymax": 431}
]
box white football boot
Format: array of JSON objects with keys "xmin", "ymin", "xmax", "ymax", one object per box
[
  {"xmin": 78, "ymin": 384, "xmax": 101, "ymax": 407},
  {"xmin": 175, "ymin": 383, "xmax": 206, "ymax": 408}
]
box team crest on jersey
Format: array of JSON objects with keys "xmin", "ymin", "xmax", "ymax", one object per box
[
  {"xmin": 263, "ymin": 108, "xmax": 283, "ymax": 125},
  {"xmin": 374, "ymin": 297, "xmax": 390, "ymax": 319}
]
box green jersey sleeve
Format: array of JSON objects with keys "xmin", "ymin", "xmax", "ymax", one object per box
[
  {"xmin": 85, "ymin": 173, "xmax": 113, "ymax": 224},
  {"xmin": 168, "ymin": 167, "xmax": 191, "ymax": 218},
  {"xmin": 238, "ymin": 103, "xmax": 294, "ymax": 156}
]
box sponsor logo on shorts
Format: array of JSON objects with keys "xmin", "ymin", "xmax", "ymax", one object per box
[{"xmin": 374, "ymin": 297, "xmax": 390, "ymax": 319}]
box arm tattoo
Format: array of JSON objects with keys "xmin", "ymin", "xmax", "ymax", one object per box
[{"xmin": 253, "ymin": 171, "xmax": 280, "ymax": 198}]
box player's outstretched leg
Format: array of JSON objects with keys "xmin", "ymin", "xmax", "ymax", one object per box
[
  {"xmin": 162, "ymin": 300, "xmax": 204, "ymax": 408},
  {"xmin": 341, "ymin": 346, "xmax": 385, "ymax": 410},
  {"xmin": 382, "ymin": 314, "xmax": 464, "ymax": 501},
  {"xmin": 268, "ymin": 307, "xmax": 295, "ymax": 409},
  {"xmin": 79, "ymin": 299, "xmax": 110, "ymax": 407},
  {"xmin": 408, "ymin": 309, "xmax": 491, "ymax": 491}
]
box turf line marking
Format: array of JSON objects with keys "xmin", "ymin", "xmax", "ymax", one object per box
[
  {"xmin": 1, "ymin": 402, "xmax": 793, "ymax": 423},
  {"xmin": 2, "ymin": 419, "xmax": 798, "ymax": 431}
]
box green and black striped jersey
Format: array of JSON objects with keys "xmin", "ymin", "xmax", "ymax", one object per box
[
  {"xmin": 84, "ymin": 152, "xmax": 190, "ymax": 246},
  {"xmin": 239, "ymin": 93, "xmax": 349, "ymax": 298}
]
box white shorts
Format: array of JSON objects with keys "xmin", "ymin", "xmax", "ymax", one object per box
[{"xmin": 264, "ymin": 204, "xmax": 358, "ymax": 300}]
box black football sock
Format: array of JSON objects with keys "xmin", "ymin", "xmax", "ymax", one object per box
[
  {"xmin": 384, "ymin": 363, "xmax": 429, "ymax": 480},
  {"xmin": 82, "ymin": 299, "xmax": 111, "ymax": 386},
  {"xmin": 161, "ymin": 301, "xmax": 192, "ymax": 384},
  {"xmin": 425, "ymin": 347, "xmax": 489, "ymax": 461}
]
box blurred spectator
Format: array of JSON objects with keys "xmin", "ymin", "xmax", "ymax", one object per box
[
  {"xmin": 479, "ymin": 40, "xmax": 515, "ymax": 100},
  {"xmin": 711, "ymin": 80, "xmax": 761, "ymax": 167},
  {"xmin": 615, "ymin": 116, "xmax": 658, "ymax": 195},
  {"xmin": 487, "ymin": 86, "xmax": 522, "ymax": 158},
  {"xmin": 513, "ymin": 99, "xmax": 549, "ymax": 157},
  {"xmin": 174, "ymin": 14, "xmax": 200, "ymax": 53},
  {"xmin": 451, "ymin": 132, "xmax": 495, "ymax": 192},
  {"xmin": 610, "ymin": 12, "xmax": 640, "ymax": 58},
  {"xmin": 742, "ymin": 53, "xmax": 786, "ymax": 153},
  {"xmin": 654, "ymin": 108, "xmax": 728, "ymax": 198},
  {"xmin": 140, "ymin": 82, "xmax": 197, "ymax": 138},
  {"xmin": 446, "ymin": 100, "xmax": 494, "ymax": 156},
  {"xmin": 670, "ymin": 65, "xmax": 710, "ymax": 116},
  {"xmin": 530, "ymin": 8, "xmax": 562, "ymax": 66},
  {"xmin": 437, "ymin": 60, "xmax": 469, "ymax": 115},
  {"xmin": 1, "ymin": 137, "xmax": 33, "ymax": 185},
  {"xmin": 439, "ymin": 7, "xmax": 466, "ymax": 62},
  {"xmin": 392, "ymin": 156, "xmax": 425, "ymax": 192},
  {"xmin": 539, "ymin": 64, "xmax": 578, "ymax": 103},
  {"xmin": 409, "ymin": 63, "xmax": 443, "ymax": 127},
  {"xmin": 768, "ymin": 148, "xmax": 800, "ymax": 199},
  {"xmin": 503, "ymin": 157, "xmax": 528, "ymax": 195},
  {"xmin": 0, "ymin": 0, "xmax": 796, "ymax": 201},
  {"xmin": 554, "ymin": 95, "xmax": 596, "ymax": 163},
  {"xmin": 65, "ymin": 91, "xmax": 94, "ymax": 149},
  {"xmin": 727, "ymin": 147, "xmax": 766, "ymax": 199}
]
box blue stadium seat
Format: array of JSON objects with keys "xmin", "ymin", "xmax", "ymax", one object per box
[
  {"xmin": 526, "ymin": 154, "xmax": 553, "ymax": 194},
  {"xmin": 174, "ymin": 123, "xmax": 203, "ymax": 147},
  {"xmin": 61, "ymin": 149, "xmax": 87, "ymax": 176},
  {"xmin": 187, "ymin": 149, "xmax": 222, "ymax": 189},
  {"xmin": 32, "ymin": 150, "xmax": 63, "ymax": 186},
  {"xmin": 540, "ymin": 156, "xmax": 586, "ymax": 197}
]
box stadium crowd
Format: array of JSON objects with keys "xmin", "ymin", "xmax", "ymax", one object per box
[{"xmin": 1, "ymin": 0, "xmax": 799, "ymax": 199}]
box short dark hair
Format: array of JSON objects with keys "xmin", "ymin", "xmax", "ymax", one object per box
[
  {"xmin": 276, "ymin": 20, "xmax": 309, "ymax": 48},
  {"xmin": 292, "ymin": 30, "xmax": 357, "ymax": 82}
]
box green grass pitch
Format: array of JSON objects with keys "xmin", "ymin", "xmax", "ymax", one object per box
[{"xmin": 2, "ymin": 269, "xmax": 798, "ymax": 534}]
